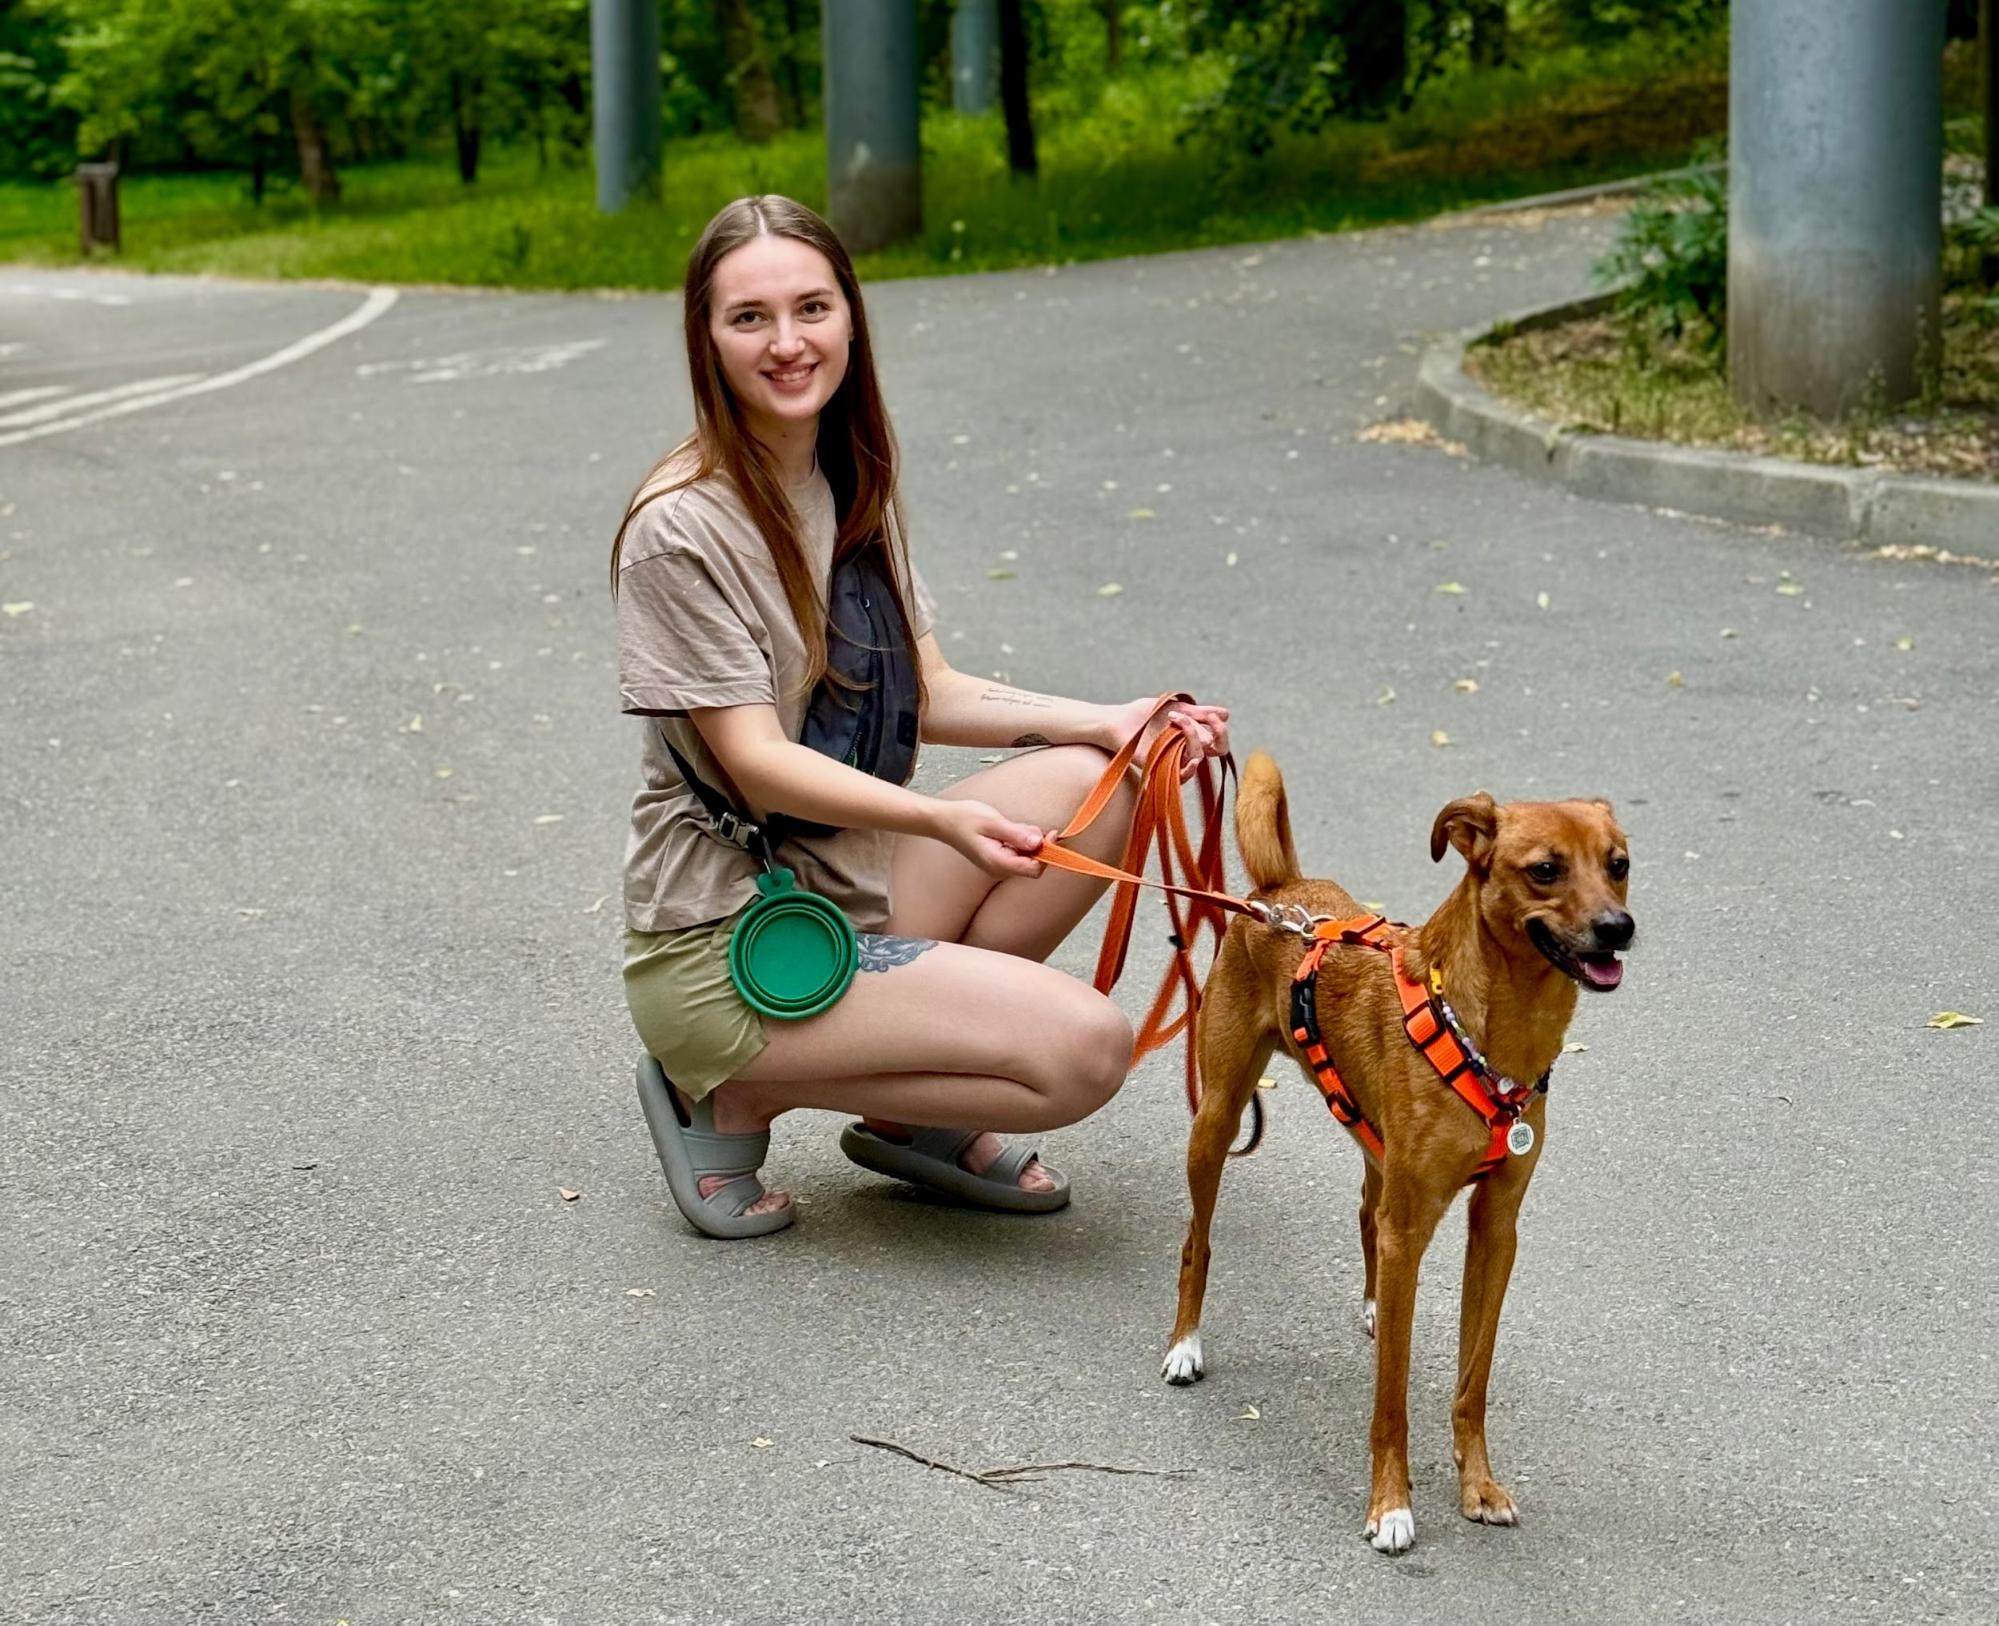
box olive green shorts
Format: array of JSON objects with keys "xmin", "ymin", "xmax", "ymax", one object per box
[{"xmin": 623, "ymin": 907, "xmax": 769, "ymax": 1103}]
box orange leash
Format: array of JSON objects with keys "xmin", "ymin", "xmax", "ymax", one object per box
[{"xmin": 1032, "ymin": 695, "xmax": 1256, "ymax": 1114}]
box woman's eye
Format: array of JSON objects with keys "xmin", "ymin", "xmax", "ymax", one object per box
[
  {"xmin": 802, "ymin": 300, "xmax": 829, "ymax": 316},
  {"xmin": 732, "ymin": 311, "xmax": 762, "ymax": 325}
]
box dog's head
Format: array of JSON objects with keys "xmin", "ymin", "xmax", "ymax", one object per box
[{"xmin": 1430, "ymin": 793, "xmax": 1634, "ymax": 992}]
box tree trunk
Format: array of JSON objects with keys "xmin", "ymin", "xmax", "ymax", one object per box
[
  {"xmin": 1341, "ymin": 0, "xmax": 1406, "ymax": 118},
  {"xmin": 1469, "ymin": 0, "xmax": 1507, "ymax": 69},
  {"xmin": 451, "ymin": 72, "xmax": 483, "ymax": 184},
  {"xmin": 779, "ymin": 0, "xmax": 805, "ymax": 125},
  {"xmin": 1103, "ymin": 0, "xmax": 1121, "ymax": 71},
  {"xmin": 289, "ymin": 85, "xmax": 340, "ymax": 203},
  {"xmin": 251, "ymin": 135, "xmax": 267, "ymax": 205},
  {"xmin": 999, "ymin": 0, "xmax": 1037, "ymax": 177},
  {"xmin": 716, "ymin": 0, "xmax": 784, "ymax": 143},
  {"xmin": 1983, "ymin": 0, "xmax": 1996, "ymax": 282}
]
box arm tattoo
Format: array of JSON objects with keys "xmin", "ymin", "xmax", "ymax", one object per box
[
  {"xmin": 1010, "ymin": 733, "xmax": 1052, "ymax": 748},
  {"xmin": 857, "ymin": 934, "xmax": 940, "ymax": 973},
  {"xmin": 977, "ymin": 686, "xmax": 1055, "ymax": 709}
]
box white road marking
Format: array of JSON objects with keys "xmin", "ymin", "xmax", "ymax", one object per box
[
  {"xmin": 355, "ymin": 338, "xmax": 605, "ymax": 383},
  {"xmin": 0, "ymin": 375, "xmax": 202, "ymax": 430},
  {"xmin": 0, "ymin": 386, "xmax": 67, "ymax": 410},
  {"xmin": 0, "ymin": 287, "xmax": 398, "ymax": 450},
  {"xmin": 0, "ymin": 283, "xmax": 134, "ymax": 307}
]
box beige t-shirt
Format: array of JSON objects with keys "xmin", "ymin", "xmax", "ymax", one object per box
[{"xmin": 617, "ymin": 464, "xmax": 935, "ymax": 933}]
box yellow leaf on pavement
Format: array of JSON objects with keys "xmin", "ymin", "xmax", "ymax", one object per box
[
  {"xmin": 1430, "ymin": 730, "xmax": 1452, "ymax": 748},
  {"xmin": 1434, "ymin": 581, "xmax": 1467, "ymax": 595},
  {"xmin": 1097, "ymin": 582, "xmax": 1123, "ymax": 597},
  {"xmin": 1925, "ymin": 1011, "xmax": 1983, "ymax": 1030}
]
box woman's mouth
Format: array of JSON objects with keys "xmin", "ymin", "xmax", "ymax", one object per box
[{"xmin": 763, "ymin": 361, "xmax": 818, "ymax": 391}]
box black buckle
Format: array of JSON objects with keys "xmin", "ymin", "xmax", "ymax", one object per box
[{"xmin": 715, "ymin": 809, "xmax": 755, "ymax": 847}]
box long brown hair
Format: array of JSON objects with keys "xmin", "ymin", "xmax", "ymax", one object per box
[{"xmin": 610, "ymin": 195, "xmax": 920, "ymax": 703}]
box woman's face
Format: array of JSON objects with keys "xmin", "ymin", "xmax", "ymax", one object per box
[{"xmin": 707, "ymin": 234, "xmax": 852, "ymax": 440}]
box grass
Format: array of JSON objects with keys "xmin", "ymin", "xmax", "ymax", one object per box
[
  {"xmin": 0, "ymin": 37, "xmax": 1732, "ymax": 291},
  {"xmin": 1467, "ymin": 297, "xmax": 1999, "ymax": 482}
]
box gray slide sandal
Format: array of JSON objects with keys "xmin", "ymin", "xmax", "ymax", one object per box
[
  {"xmin": 838, "ymin": 1123, "xmax": 1071, "ymax": 1214},
  {"xmin": 636, "ymin": 1054, "xmax": 795, "ymax": 1239}
]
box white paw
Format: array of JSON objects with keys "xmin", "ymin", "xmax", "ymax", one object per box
[
  {"xmin": 1364, "ymin": 1506, "xmax": 1415, "ymax": 1554},
  {"xmin": 1161, "ymin": 1333, "xmax": 1205, "ymax": 1385},
  {"xmin": 1363, "ymin": 1299, "xmax": 1377, "ymax": 1339}
]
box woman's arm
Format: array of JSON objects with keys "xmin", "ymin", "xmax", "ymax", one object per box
[
  {"xmin": 688, "ymin": 702, "xmax": 1048, "ymax": 878},
  {"xmin": 915, "ymin": 633, "xmax": 1232, "ymax": 769}
]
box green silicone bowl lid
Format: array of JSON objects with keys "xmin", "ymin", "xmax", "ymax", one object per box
[{"xmin": 727, "ymin": 868, "xmax": 859, "ymax": 1019}]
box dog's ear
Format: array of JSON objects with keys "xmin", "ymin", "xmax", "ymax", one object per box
[{"xmin": 1431, "ymin": 792, "xmax": 1498, "ymax": 870}]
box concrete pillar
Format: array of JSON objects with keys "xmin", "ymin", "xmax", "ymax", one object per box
[
  {"xmin": 952, "ymin": 0, "xmax": 999, "ymax": 114},
  {"xmin": 591, "ymin": 0, "xmax": 662, "ymax": 212},
  {"xmin": 824, "ymin": 0, "xmax": 922, "ymax": 252},
  {"xmin": 1729, "ymin": 0, "xmax": 1945, "ymax": 416}
]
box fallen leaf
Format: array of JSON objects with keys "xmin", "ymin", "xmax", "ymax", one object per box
[
  {"xmin": 1434, "ymin": 581, "xmax": 1467, "ymax": 595},
  {"xmin": 1255, "ymin": 1076, "xmax": 1277, "ymax": 1091},
  {"xmin": 1, "ymin": 601, "xmax": 32, "ymax": 617},
  {"xmin": 559, "ymin": 1187, "xmax": 581, "ymax": 1202},
  {"xmin": 533, "ymin": 813, "xmax": 565, "ymax": 825},
  {"xmin": 173, "ymin": 577, "xmax": 193, "ymax": 588},
  {"xmin": 403, "ymin": 714, "xmax": 423, "ymax": 733},
  {"xmin": 434, "ymin": 766, "xmax": 453, "ymax": 779},
  {"xmin": 1720, "ymin": 627, "xmax": 1738, "ymax": 638},
  {"xmin": 1536, "ymin": 591, "xmax": 1551, "ymax": 610},
  {"xmin": 753, "ymin": 1437, "xmax": 774, "ymax": 1448},
  {"xmin": 987, "ymin": 568, "xmax": 1016, "ymax": 580},
  {"xmin": 581, "ymin": 895, "xmax": 607, "ymax": 915},
  {"xmin": 1453, "ymin": 678, "xmax": 1479, "ymax": 694},
  {"xmin": 1666, "ymin": 671, "xmax": 1684, "ymax": 688},
  {"xmin": 1357, "ymin": 418, "xmax": 1440, "ymax": 446},
  {"xmin": 1097, "ymin": 582, "xmax": 1123, "ymax": 597},
  {"xmin": 1430, "ymin": 730, "xmax": 1452, "ymax": 748},
  {"xmin": 1225, "ymin": 551, "xmax": 1238, "ymax": 566},
  {"xmin": 998, "ymin": 549, "xmax": 1018, "ymax": 561},
  {"xmin": 1127, "ymin": 507, "xmax": 1156, "ymax": 520},
  {"xmin": 1562, "ymin": 1042, "xmax": 1588, "ymax": 1054},
  {"xmin": 1376, "ymin": 686, "xmax": 1397, "ymax": 705},
  {"xmin": 1776, "ymin": 582, "xmax": 1805, "ymax": 597},
  {"xmin": 625, "ymin": 1287, "xmax": 656, "ymax": 1298},
  {"xmin": 1238, "ymin": 1405, "xmax": 1260, "ymax": 1420},
  {"xmin": 1925, "ymin": 1011, "xmax": 1983, "ymax": 1030},
  {"xmin": 344, "ymin": 623, "xmax": 364, "ymax": 637},
  {"xmin": 1895, "ymin": 636, "xmax": 1914, "ymax": 651}
]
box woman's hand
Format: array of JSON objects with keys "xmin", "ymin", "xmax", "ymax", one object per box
[
  {"xmin": 932, "ymin": 798, "xmax": 1052, "ymax": 880},
  {"xmin": 1101, "ymin": 695, "xmax": 1233, "ymax": 782}
]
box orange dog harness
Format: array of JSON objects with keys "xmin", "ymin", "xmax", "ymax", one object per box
[
  {"xmin": 1288, "ymin": 914, "xmax": 1549, "ymax": 1181},
  {"xmin": 1034, "ymin": 697, "xmax": 1550, "ymax": 1170}
]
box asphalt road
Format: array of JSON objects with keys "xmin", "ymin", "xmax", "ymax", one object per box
[{"xmin": 3, "ymin": 208, "xmax": 1995, "ymax": 1626}]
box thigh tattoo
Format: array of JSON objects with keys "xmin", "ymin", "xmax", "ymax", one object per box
[{"xmin": 857, "ymin": 933, "xmax": 939, "ymax": 973}]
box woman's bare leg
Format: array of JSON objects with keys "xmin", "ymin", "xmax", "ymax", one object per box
[{"xmin": 698, "ymin": 745, "xmax": 1138, "ymax": 1214}]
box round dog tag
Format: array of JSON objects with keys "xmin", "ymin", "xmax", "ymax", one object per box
[
  {"xmin": 727, "ymin": 867, "xmax": 858, "ymax": 1020},
  {"xmin": 1506, "ymin": 1120, "xmax": 1536, "ymax": 1157}
]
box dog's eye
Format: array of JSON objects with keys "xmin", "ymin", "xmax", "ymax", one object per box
[
  {"xmin": 1527, "ymin": 860, "xmax": 1561, "ymax": 885},
  {"xmin": 1608, "ymin": 853, "xmax": 1630, "ymax": 881}
]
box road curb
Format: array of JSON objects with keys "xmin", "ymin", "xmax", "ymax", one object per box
[{"xmin": 1414, "ymin": 294, "xmax": 1999, "ymax": 549}]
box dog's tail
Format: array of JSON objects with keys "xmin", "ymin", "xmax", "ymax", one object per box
[{"xmin": 1236, "ymin": 750, "xmax": 1302, "ymax": 891}]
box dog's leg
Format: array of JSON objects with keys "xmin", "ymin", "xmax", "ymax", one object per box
[
  {"xmin": 1358, "ymin": 1157, "xmax": 1383, "ymax": 1339},
  {"xmin": 1364, "ymin": 1172, "xmax": 1453, "ymax": 1555},
  {"xmin": 1162, "ymin": 953, "xmax": 1271, "ymax": 1387},
  {"xmin": 1452, "ymin": 1171, "xmax": 1530, "ymax": 1527}
]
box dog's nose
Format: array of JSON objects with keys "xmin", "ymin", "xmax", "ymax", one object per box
[{"xmin": 1592, "ymin": 911, "xmax": 1635, "ymax": 951}]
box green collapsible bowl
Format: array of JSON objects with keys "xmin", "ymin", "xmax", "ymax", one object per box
[{"xmin": 727, "ymin": 867, "xmax": 859, "ymax": 1019}]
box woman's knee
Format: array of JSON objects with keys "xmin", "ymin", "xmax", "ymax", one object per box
[{"xmin": 1029, "ymin": 993, "xmax": 1132, "ymax": 1122}]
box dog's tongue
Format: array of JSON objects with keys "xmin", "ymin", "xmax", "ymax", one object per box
[{"xmin": 1581, "ymin": 956, "xmax": 1624, "ymax": 989}]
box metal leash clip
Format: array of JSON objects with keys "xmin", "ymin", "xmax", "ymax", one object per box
[{"xmin": 1249, "ymin": 899, "xmax": 1321, "ymax": 938}]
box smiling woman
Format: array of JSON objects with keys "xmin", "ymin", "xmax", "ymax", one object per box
[{"xmin": 606, "ymin": 194, "xmax": 1233, "ymax": 1241}]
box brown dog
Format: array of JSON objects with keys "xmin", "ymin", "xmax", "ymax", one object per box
[{"xmin": 1161, "ymin": 751, "xmax": 1633, "ymax": 1555}]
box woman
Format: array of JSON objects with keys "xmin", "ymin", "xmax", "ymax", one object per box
[{"xmin": 614, "ymin": 195, "xmax": 1230, "ymax": 1238}]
